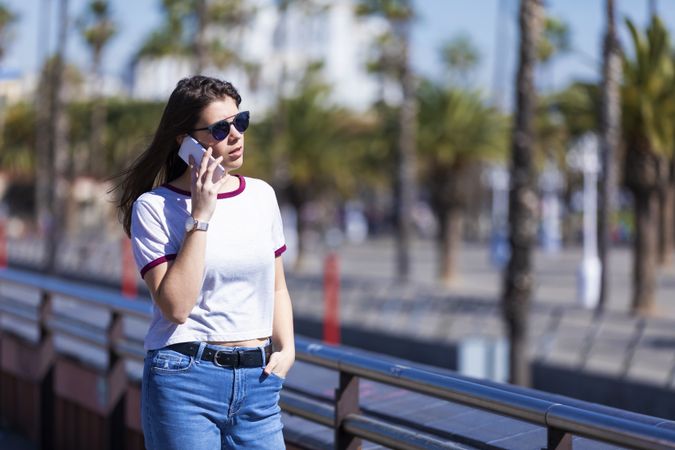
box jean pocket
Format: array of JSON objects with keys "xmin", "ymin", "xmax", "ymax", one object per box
[
  {"xmin": 269, "ymin": 371, "xmax": 286, "ymax": 382},
  {"xmin": 150, "ymin": 349, "xmax": 194, "ymax": 374}
]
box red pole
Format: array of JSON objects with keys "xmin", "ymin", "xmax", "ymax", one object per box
[
  {"xmin": 121, "ymin": 237, "xmax": 137, "ymax": 298},
  {"xmin": 323, "ymin": 251, "xmax": 340, "ymax": 344},
  {"xmin": 0, "ymin": 218, "xmax": 7, "ymax": 268}
]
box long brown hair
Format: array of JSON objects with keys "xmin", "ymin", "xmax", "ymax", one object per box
[{"xmin": 112, "ymin": 76, "xmax": 241, "ymax": 236}]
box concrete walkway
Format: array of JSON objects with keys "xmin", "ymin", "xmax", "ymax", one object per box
[{"xmin": 291, "ymin": 237, "xmax": 675, "ymax": 319}]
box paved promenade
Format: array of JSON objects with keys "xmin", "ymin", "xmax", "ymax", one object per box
[
  {"xmin": 293, "ymin": 237, "xmax": 675, "ymax": 319},
  {"xmin": 9, "ymin": 234, "xmax": 675, "ymax": 318}
]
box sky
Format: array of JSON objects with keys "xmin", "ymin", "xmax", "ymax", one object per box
[{"xmin": 2, "ymin": 0, "xmax": 675, "ymax": 102}]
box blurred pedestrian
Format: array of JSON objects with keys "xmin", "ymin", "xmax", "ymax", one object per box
[{"xmin": 114, "ymin": 75, "xmax": 294, "ymax": 449}]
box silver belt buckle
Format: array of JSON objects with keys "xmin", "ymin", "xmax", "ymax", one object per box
[
  {"xmin": 213, "ymin": 350, "xmax": 227, "ymax": 367},
  {"xmin": 213, "ymin": 350, "xmax": 241, "ymax": 367}
]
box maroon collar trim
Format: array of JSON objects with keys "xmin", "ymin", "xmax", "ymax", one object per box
[{"xmin": 162, "ymin": 174, "xmax": 246, "ymax": 199}]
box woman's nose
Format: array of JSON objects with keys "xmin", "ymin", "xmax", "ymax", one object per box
[{"xmin": 229, "ymin": 125, "xmax": 243, "ymax": 140}]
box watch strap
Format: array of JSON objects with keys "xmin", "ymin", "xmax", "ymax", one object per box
[
  {"xmin": 194, "ymin": 220, "xmax": 209, "ymax": 231},
  {"xmin": 185, "ymin": 216, "xmax": 209, "ymax": 232}
]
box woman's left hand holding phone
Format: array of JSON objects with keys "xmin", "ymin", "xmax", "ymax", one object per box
[{"xmin": 189, "ymin": 147, "xmax": 228, "ymax": 222}]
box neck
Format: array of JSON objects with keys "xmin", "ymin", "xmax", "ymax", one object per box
[{"xmin": 173, "ymin": 169, "xmax": 236, "ymax": 193}]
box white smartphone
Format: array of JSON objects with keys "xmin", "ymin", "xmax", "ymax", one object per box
[{"xmin": 178, "ymin": 136, "xmax": 226, "ymax": 182}]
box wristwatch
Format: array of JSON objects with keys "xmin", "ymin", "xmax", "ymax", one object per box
[{"xmin": 184, "ymin": 216, "xmax": 209, "ymax": 232}]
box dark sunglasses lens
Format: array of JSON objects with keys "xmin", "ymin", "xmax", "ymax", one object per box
[
  {"xmin": 233, "ymin": 112, "xmax": 250, "ymax": 133},
  {"xmin": 211, "ymin": 122, "xmax": 230, "ymax": 141}
]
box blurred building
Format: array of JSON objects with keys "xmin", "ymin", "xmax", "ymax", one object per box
[
  {"xmin": 0, "ymin": 69, "xmax": 37, "ymax": 105},
  {"xmin": 130, "ymin": 0, "xmax": 384, "ymax": 112}
]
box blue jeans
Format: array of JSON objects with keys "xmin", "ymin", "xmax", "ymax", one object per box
[{"xmin": 142, "ymin": 341, "xmax": 286, "ymax": 449}]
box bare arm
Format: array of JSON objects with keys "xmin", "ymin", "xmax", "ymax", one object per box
[
  {"xmin": 142, "ymin": 148, "xmax": 228, "ymax": 324},
  {"xmin": 143, "ymin": 228, "xmax": 208, "ymax": 323},
  {"xmin": 264, "ymin": 256, "xmax": 295, "ymax": 377}
]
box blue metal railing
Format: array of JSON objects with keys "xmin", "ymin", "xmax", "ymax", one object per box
[{"xmin": 1, "ymin": 267, "xmax": 675, "ymax": 449}]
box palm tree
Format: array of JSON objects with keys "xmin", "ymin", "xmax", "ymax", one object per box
[
  {"xmin": 78, "ymin": 0, "xmax": 116, "ymax": 177},
  {"xmin": 136, "ymin": 0, "xmax": 191, "ymax": 60},
  {"xmin": 0, "ymin": 3, "xmax": 16, "ymax": 63},
  {"xmin": 417, "ymin": 81, "xmax": 507, "ymax": 284},
  {"xmin": 356, "ymin": 0, "xmax": 417, "ymax": 282},
  {"xmin": 255, "ymin": 66, "xmax": 366, "ymax": 269},
  {"xmin": 537, "ymin": 16, "xmax": 570, "ymax": 73},
  {"xmin": 622, "ymin": 17, "xmax": 674, "ymax": 314},
  {"xmin": 440, "ymin": 34, "xmax": 480, "ymax": 87},
  {"xmin": 649, "ymin": 0, "xmax": 658, "ymax": 19},
  {"xmin": 0, "ymin": 3, "xmax": 17, "ymax": 161},
  {"xmin": 34, "ymin": 0, "xmax": 52, "ymax": 234},
  {"xmin": 195, "ymin": 0, "xmax": 256, "ymax": 72},
  {"xmin": 501, "ymin": 0, "xmax": 544, "ymax": 387},
  {"xmin": 137, "ymin": 0, "xmax": 254, "ymax": 76},
  {"xmin": 597, "ymin": 0, "xmax": 621, "ymax": 311},
  {"xmin": 268, "ymin": 0, "xmax": 325, "ymax": 200},
  {"xmin": 1, "ymin": 103, "xmax": 35, "ymax": 176},
  {"xmin": 44, "ymin": 0, "xmax": 70, "ymax": 274},
  {"xmin": 194, "ymin": 0, "xmax": 208, "ymax": 73}
]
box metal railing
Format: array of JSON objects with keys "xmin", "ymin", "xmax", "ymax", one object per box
[
  {"xmin": 287, "ymin": 340, "xmax": 675, "ymax": 449},
  {"xmin": 1, "ymin": 267, "xmax": 675, "ymax": 450}
]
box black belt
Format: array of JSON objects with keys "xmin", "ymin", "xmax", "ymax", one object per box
[{"xmin": 166, "ymin": 342, "xmax": 272, "ymax": 368}]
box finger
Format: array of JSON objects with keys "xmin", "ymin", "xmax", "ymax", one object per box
[
  {"xmin": 264, "ymin": 354, "xmax": 279, "ymax": 375},
  {"xmin": 205, "ymin": 155, "xmax": 224, "ymax": 177},
  {"xmin": 198, "ymin": 147, "xmax": 211, "ymax": 174}
]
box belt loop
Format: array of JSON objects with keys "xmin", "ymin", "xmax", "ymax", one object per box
[
  {"xmin": 194, "ymin": 341, "xmax": 207, "ymax": 362},
  {"xmin": 259, "ymin": 344, "xmax": 267, "ymax": 366}
]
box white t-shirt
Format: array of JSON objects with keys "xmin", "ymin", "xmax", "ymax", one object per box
[{"xmin": 130, "ymin": 175, "xmax": 286, "ymax": 350}]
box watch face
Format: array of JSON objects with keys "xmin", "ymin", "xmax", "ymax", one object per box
[{"xmin": 185, "ymin": 216, "xmax": 195, "ymax": 232}]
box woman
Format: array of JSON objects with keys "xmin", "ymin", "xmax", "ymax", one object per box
[{"xmin": 115, "ymin": 75, "xmax": 294, "ymax": 449}]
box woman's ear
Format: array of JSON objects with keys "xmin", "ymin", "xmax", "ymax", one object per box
[{"xmin": 176, "ymin": 134, "xmax": 187, "ymax": 145}]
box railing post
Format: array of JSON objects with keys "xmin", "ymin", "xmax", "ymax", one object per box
[
  {"xmin": 0, "ymin": 217, "xmax": 7, "ymax": 268},
  {"xmin": 0, "ymin": 287, "xmax": 55, "ymax": 449},
  {"xmin": 335, "ymin": 371, "xmax": 361, "ymax": 450},
  {"xmin": 323, "ymin": 252, "xmax": 341, "ymax": 344},
  {"xmin": 547, "ymin": 427, "xmax": 573, "ymax": 450},
  {"xmin": 52, "ymin": 309, "xmax": 127, "ymax": 449}
]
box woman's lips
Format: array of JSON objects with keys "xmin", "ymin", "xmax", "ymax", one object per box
[{"xmin": 228, "ymin": 146, "xmax": 243, "ymax": 159}]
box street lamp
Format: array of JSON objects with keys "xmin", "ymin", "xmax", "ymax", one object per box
[
  {"xmin": 539, "ymin": 159, "xmax": 564, "ymax": 253},
  {"xmin": 568, "ymin": 134, "xmax": 602, "ymax": 308},
  {"xmin": 484, "ymin": 165, "xmax": 510, "ymax": 269}
]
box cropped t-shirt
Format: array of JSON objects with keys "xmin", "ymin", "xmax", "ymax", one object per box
[{"xmin": 130, "ymin": 175, "xmax": 286, "ymax": 350}]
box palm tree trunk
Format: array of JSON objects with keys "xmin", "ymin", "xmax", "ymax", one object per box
[
  {"xmin": 597, "ymin": 0, "xmax": 621, "ymax": 311},
  {"xmin": 649, "ymin": 0, "xmax": 657, "ymax": 19},
  {"xmin": 633, "ymin": 189, "xmax": 659, "ymax": 314},
  {"xmin": 658, "ymin": 177, "xmax": 673, "ymax": 266},
  {"xmin": 288, "ymin": 186, "xmax": 306, "ymax": 271},
  {"xmin": 659, "ymin": 159, "xmax": 675, "ymax": 266},
  {"xmin": 272, "ymin": 1, "xmax": 290, "ymax": 199},
  {"xmin": 502, "ymin": 0, "xmax": 543, "ymax": 387},
  {"xmin": 34, "ymin": 0, "xmax": 51, "ymax": 236},
  {"xmin": 44, "ymin": 0, "xmax": 69, "ymax": 274},
  {"xmin": 395, "ymin": 21, "xmax": 417, "ymax": 282},
  {"xmin": 89, "ymin": 51, "xmax": 106, "ymax": 176},
  {"xmin": 194, "ymin": 0, "xmax": 207, "ymax": 73},
  {"xmin": 671, "ymin": 160, "xmax": 675, "ymax": 262},
  {"xmin": 294, "ymin": 210, "xmax": 306, "ymax": 272},
  {"xmin": 439, "ymin": 206, "xmax": 463, "ymax": 285}
]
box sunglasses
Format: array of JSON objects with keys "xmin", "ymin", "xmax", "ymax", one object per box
[{"xmin": 191, "ymin": 111, "xmax": 250, "ymax": 141}]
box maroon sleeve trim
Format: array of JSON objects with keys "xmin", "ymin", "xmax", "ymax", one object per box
[
  {"xmin": 140, "ymin": 254, "xmax": 178, "ymax": 278},
  {"xmin": 274, "ymin": 245, "xmax": 287, "ymax": 258}
]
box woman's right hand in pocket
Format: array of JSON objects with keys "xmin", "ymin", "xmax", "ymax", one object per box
[{"xmin": 189, "ymin": 148, "xmax": 228, "ymax": 221}]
